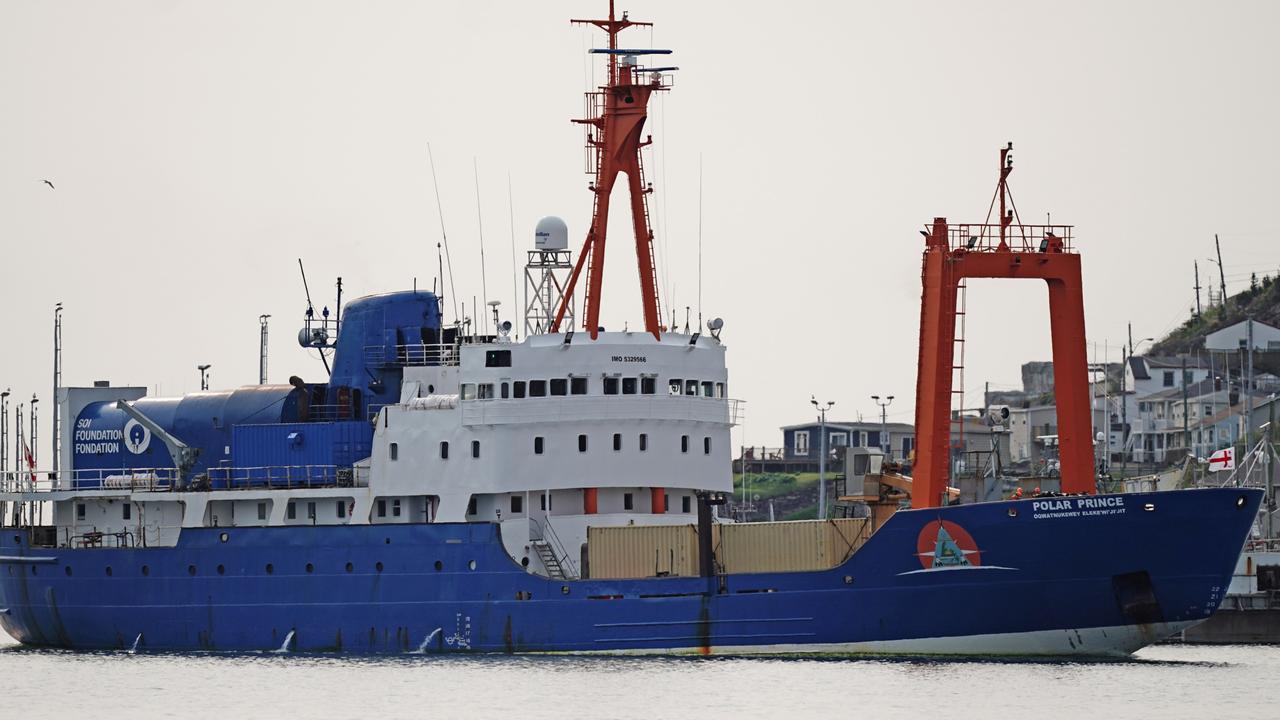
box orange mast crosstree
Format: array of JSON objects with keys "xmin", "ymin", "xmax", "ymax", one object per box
[
  {"xmin": 551, "ymin": 1, "xmax": 669, "ymax": 340},
  {"xmin": 912, "ymin": 144, "xmax": 1097, "ymax": 508}
]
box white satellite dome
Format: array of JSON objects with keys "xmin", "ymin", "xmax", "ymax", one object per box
[{"xmin": 534, "ymin": 216, "xmax": 569, "ymax": 250}]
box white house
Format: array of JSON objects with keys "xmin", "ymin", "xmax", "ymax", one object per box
[{"xmin": 1205, "ymin": 319, "xmax": 1280, "ymax": 351}]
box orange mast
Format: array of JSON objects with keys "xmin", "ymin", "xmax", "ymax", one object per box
[
  {"xmin": 551, "ymin": 1, "xmax": 671, "ymax": 340},
  {"xmin": 913, "ymin": 144, "xmax": 1095, "ymax": 507}
]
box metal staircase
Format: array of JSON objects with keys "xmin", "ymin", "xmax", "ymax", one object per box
[{"xmin": 531, "ymin": 540, "xmax": 566, "ymax": 580}]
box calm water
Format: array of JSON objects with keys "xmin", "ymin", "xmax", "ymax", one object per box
[{"xmin": 2, "ymin": 631, "xmax": 1275, "ymax": 719}]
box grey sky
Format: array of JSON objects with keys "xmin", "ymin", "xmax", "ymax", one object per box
[{"xmin": 1, "ymin": 0, "xmax": 1277, "ymax": 451}]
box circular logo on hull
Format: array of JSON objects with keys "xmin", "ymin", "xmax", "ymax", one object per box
[
  {"xmin": 123, "ymin": 419, "xmax": 151, "ymax": 454},
  {"xmin": 916, "ymin": 519, "xmax": 981, "ymax": 569}
]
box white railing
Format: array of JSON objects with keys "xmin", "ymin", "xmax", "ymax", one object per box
[
  {"xmin": 0, "ymin": 464, "xmax": 367, "ymax": 494},
  {"xmin": 364, "ymin": 343, "xmax": 461, "ymax": 368}
]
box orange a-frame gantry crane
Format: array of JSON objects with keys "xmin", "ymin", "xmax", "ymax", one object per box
[
  {"xmin": 913, "ymin": 144, "xmax": 1097, "ymax": 508},
  {"xmin": 551, "ymin": 1, "xmax": 671, "ymax": 341}
]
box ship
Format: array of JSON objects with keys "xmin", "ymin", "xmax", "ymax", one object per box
[{"xmin": 0, "ymin": 3, "xmax": 1264, "ymax": 656}]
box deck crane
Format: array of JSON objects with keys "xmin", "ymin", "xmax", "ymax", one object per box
[{"xmin": 913, "ymin": 143, "xmax": 1095, "ymax": 507}]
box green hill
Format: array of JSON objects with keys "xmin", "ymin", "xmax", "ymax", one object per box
[{"xmin": 1150, "ymin": 272, "xmax": 1280, "ymax": 355}]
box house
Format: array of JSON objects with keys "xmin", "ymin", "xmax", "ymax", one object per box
[
  {"xmin": 1205, "ymin": 318, "xmax": 1280, "ymax": 351},
  {"xmin": 780, "ymin": 421, "xmax": 916, "ymax": 463}
]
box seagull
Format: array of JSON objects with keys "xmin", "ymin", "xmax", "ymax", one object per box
[{"xmin": 41, "ymin": 179, "xmax": 55, "ymax": 189}]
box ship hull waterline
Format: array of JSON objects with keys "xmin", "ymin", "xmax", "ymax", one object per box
[{"xmin": 0, "ymin": 488, "xmax": 1261, "ymax": 657}]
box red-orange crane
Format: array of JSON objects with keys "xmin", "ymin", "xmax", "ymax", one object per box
[
  {"xmin": 550, "ymin": 1, "xmax": 670, "ymax": 340},
  {"xmin": 913, "ymin": 143, "xmax": 1096, "ymax": 508}
]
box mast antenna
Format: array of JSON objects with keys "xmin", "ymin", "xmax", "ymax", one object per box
[
  {"xmin": 474, "ymin": 158, "xmax": 490, "ymax": 336},
  {"xmin": 428, "ymin": 143, "xmax": 459, "ymax": 323},
  {"xmin": 551, "ymin": 1, "xmax": 676, "ymax": 340},
  {"xmin": 508, "ymin": 172, "xmax": 519, "ymax": 341}
]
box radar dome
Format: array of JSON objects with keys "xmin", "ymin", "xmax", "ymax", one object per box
[{"xmin": 534, "ymin": 216, "xmax": 569, "ymax": 250}]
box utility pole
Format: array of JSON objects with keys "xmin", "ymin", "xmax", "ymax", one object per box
[
  {"xmin": 1121, "ymin": 345, "xmax": 1128, "ymax": 477},
  {"xmin": 811, "ymin": 396, "xmax": 835, "ymax": 520},
  {"xmin": 1214, "ymin": 234, "xmax": 1227, "ymax": 307},
  {"xmin": 1246, "ymin": 317, "xmax": 1255, "ymax": 445},
  {"xmin": 198, "ymin": 364, "xmax": 212, "ymax": 392},
  {"xmin": 872, "ymin": 395, "xmax": 894, "ymax": 457},
  {"xmin": 1193, "ymin": 261, "xmax": 1202, "ymax": 319}
]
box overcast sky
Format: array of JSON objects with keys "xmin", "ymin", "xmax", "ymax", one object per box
[{"xmin": 2, "ymin": 0, "xmax": 1277, "ymax": 452}]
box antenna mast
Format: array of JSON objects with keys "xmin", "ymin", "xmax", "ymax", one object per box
[
  {"xmin": 551, "ymin": 1, "xmax": 676, "ymax": 340},
  {"xmin": 52, "ymin": 302, "xmax": 62, "ymax": 477},
  {"xmin": 259, "ymin": 314, "xmax": 271, "ymax": 384}
]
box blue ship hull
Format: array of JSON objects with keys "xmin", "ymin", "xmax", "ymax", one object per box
[{"xmin": 0, "ymin": 488, "xmax": 1262, "ymax": 656}]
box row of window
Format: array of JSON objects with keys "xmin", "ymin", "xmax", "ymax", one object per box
[
  {"xmin": 468, "ymin": 492, "xmax": 694, "ymax": 516},
  {"xmin": 459, "ymin": 377, "xmax": 726, "ymax": 401},
  {"xmin": 391, "ymin": 434, "xmax": 714, "ymax": 461}
]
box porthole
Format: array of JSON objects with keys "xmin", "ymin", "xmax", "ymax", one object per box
[
  {"xmin": 376, "ymin": 562, "xmax": 384, "ymax": 572},
  {"xmin": 217, "ymin": 565, "xmax": 226, "ymax": 576},
  {"xmin": 521, "ymin": 556, "xmax": 530, "ymax": 568},
  {"xmin": 346, "ymin": 562, "xmax": 354, "ymax": 573},
  {"xmin": 105, "ymin": 566, "xmax": 113, "ymax": 576},
  {"xmin": 265, "ymin": 563, "xmax": 274, "ymax": 574},
  {"xmin": 188, "ymin": 565, "xmax": 197, "ymax": 576},
  {"xmin": 468, "ymin": 560, "xmax": 477, "ymax": 571},
  {"xmin": 1236, "ymin": 495, "xmax": 1248, "ymax": 508},
  {"xmin": 305, "ymin": 563, "xmax": 314, "ymax": 574},
  {"xmin": 843, "ymin": 575, "xmax": 854, "ymax": 585},
  {"xmin": 65, "ymin": 566, "xmax": 73, "ymax": 577},
  {"xmin": 142, "ymin": 565, "xmax": 150, "ymax": 576},
  {"xmin": 219, "ymin": 532, "xmax": 230, "ymax": 543},
  {"xmin": 434, "ymin": 560, "xmax": 443, "ymax": 572},
  {"xmin": 561, "ymin": 585, "xmax": 570, "ymax": 595}
]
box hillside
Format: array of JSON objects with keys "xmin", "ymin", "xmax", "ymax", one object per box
[{"xmin": 1150, "ymin": 272, "xmax": 1280, "ymax": 355}]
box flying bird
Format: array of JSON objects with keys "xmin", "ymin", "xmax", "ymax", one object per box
[{"xmin": 41, "ymin": 179, "xmax": 55, "ymax": 189}]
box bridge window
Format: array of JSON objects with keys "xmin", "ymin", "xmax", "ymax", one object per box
[
  {"xmin": 550, "ymin": 378, "xmax": 568, "ymax": 396},
  {"xmin": 472, "ymin": 440, "xmax": 480, "ymax": 458},
  {"xmin": 122, "ymin": 504, "xmax": 131, "ymax": 520},
  {"xmin": 76, "ymin": 503, "xmax": 85, "ymax": 520},
  {"xmin": 501, "ymin": 382, "xmax": 509, "ymax": 399},
  {"xmin": 307, "ymin": 501, "xmax": 317, "ymax": 520},
  {"xmin": 685, "ymin": 380, "xmax": 698, "ymax": 396},
  {"xmin": 715, "ymin": 382, "xmax": 725, "ymax": 398},
  {"xmin": 337, "ymin": 501, "xmax": 347, "ymax": 519},
  {"xmin": 461, "ymin": 383, "xmax": 477, "ymax": 400},
  {"xmin": 624, "ymin": 493, "xmax": 634, "ymax": 511},
  {"xmin": 511, "ymin": 495, "xmax": 523, "ymax": 513},
  {"xmin": 513, "ymin": 381, "xmax": 526, "ymax": 398},
  {"xmin": 622, "ymin": 377, "xmax": 637, "ymax": 395},
  {"xmin": 613, "ymin": 433, "xmax": 622, "ymax": 451},
  {"xmin": 477, "ymin": 383, "xmax": 495, "ymax": 399},
  {"xmin": 669, "ymin": 379, "xmax": 683, "ymax": 395},
  {"xmin": 571, "ymin": 377, "xmax": 588, "ymax": 395},
  {"xmin": 704, "ymin": 437, "xmax": 712, "ymax": 454},
  {"xmin": 392, "ymin": 499, "xmax": 402, "ymax": 518},
  {"xmin": 641, "ymin": 377, "xmax": 656, "ymax": 395},
  {"xmin": 485, "ymin": 349, "xmax": 512, "ymax": 367},
  {"xmin": 530, "ymin": 380, "xmax": 547, "ymax": 397},
  {"xmin": 287, "ymin": 502, "xmax": 297, "ymax": 520},
  {"xmin": 389, "ymin": 442, "xmax": 399, "ymax": 461},
  {"xmin": 603, "ymin": 376, "xmax": 620, "ymax": 395},
  {"xmin": 681, "ymin": 435, "xmax": 690, "ymax": 453},
  {"xmin": 440, "ymin": 441, "xmax": 449, "ymax": 459},
  {"xmin": 682, "ymin": 495, "xmax": 691, "ymax": 513},
  {"xmin": 534, "ymin": 436, "xmax": 544, "ymax": 455},
  {"xmin": 258, "ymin": 502, "xmax": 267, "ymax": 520},
  {"xmin": 639, "ymin": 433, "xmax": 648, "ymax": 451},
  {"xmin": 701, "ymin": 381, "xmax": 714, "ymax": 397},
  {"xmin": 578, "ymin": 434, "xmax": 588, "ymax": 452}
]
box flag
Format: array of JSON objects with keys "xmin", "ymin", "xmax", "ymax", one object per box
[
  {"xmin": 1207, "ymin": 447, "xmax": 1234, "ymax": 472},
  {"xmin": 23, "ymin": 439, "xmax": 35, "ymax": 471}
]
